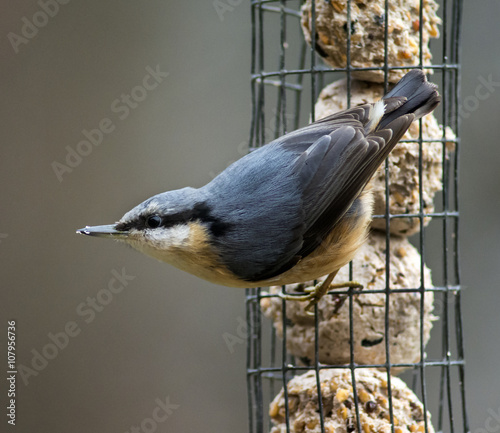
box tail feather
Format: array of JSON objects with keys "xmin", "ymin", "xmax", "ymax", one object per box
[{"xmin": 378, "ymin": 69, "xmax": 441, "ymax": 130}]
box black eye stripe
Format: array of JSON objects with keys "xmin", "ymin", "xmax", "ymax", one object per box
[
  {"xmin": 116, "ymin": 201, "xmax": 231, "ymax": 236},
  {"xmin": 154, "ymin": 210, "xmax": 194, "ymax": 228}
]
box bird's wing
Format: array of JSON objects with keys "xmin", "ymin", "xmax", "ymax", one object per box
[{"xmin": 246, "ymin": 106, "xmax": 413, "ymax": 282}]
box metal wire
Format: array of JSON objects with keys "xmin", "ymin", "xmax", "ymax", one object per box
[{"xmin": 246, "ymin": 1, "xmax": 468, "ymax": 432}]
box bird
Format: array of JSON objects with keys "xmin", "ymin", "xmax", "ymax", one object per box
[{"xmin": 77, "ymin": 70, "xmax": 440, "ymax": 310}]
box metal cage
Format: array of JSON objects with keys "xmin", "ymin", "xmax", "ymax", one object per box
[{"xmin": 246, "ymin": 1, "xmax": 468, "ymax": 432}]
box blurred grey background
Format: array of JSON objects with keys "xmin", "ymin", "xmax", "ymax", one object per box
[{"xmin": 1, "ymin": 1, "xmax": 499, "ymax": 432}]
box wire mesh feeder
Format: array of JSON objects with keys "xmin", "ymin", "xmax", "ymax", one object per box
[{"xmin": 246, "ymin": 1, "xmax": 468, "ymax": 433}]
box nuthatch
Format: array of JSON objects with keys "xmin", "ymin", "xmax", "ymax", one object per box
[{"xmin": 77, "ymin": 70, "xmax": 440, "ymax": 309}]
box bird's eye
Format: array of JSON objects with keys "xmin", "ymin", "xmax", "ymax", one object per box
[{"xmin": 145, "ymin": 215, "xmax": 162, "ymax": 229}]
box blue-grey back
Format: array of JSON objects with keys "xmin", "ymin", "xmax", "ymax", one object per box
[{"xmin": 200, "ymin": 142, "xmax": 305, "ymax": 280}]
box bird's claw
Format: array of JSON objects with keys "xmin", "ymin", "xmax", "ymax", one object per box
[
  {"xmin": 278, "ymin": 290, "xmax": 315, "ymax": 302},
  {"xmin": 278, "ymin": 280, "xmax": 364, "ymax": 315},
  {"xmin": 278, "ymin": 290, "xmax": 322, "ymax": 315}
]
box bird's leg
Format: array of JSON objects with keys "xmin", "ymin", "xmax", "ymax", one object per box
[
  {"xmin": 305, "ymin": 276, "xmax": 363, "ymax": 313},
  {"xmin": 279, "ymin": 271, "xmax": 337, "ymax": 303},
  {"xmin": 279, "ymin": 271, "xmax": 364, "ymax": 312}
]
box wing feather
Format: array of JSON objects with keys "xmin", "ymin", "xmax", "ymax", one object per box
[{"xmin": 247, "ymin": 111, "xmax": 413, "ymax": 282}]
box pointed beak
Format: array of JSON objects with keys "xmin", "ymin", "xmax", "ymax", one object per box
[{"xmin": 76, "ymin": 224, "xmax": 129, "ymax": 239}]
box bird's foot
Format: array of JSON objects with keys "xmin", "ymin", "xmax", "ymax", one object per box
[
  {"xmin": 305, "ymin": 280, "xmax": 364, "ymax": 314},
  {"xmin": 279, "ymin": 272, "xmax": 337, "ymax": 306},
  {"xmin": 279, "ymin": 277, "xmax": 363, "ymax": 315}
]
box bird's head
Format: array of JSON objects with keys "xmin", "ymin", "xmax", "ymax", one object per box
[{"xmin": 76, "ymin": 187, "xmax": 217, "ymax": 263}]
